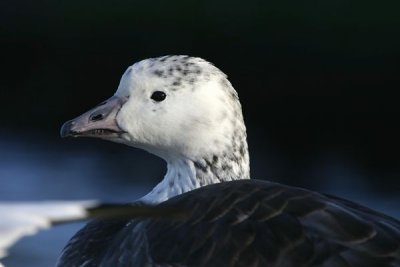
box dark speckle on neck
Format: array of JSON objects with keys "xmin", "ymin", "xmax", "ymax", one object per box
[
  {"xmin": 212, "ymin": 155, "xmax": 218, "ymax": 164},
  {"xmin": 194, "ymin": 161, "xmax": 208, "ymax": 173}
]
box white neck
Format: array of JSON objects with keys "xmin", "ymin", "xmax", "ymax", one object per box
[
  {"xmin": 140, "ymin": 159, "xmax": 199, "ymax": 204},
  {"xmin": 139, "ymin": 153, "xmax": 250, "ymax": 204}
]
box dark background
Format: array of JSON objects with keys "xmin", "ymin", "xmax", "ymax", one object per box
[
  {"xmin": 1, "ymin": 1, "xmax": 400, "ymax": 265},
  {"xmin": 1, "ymin": 0, "xmax": 399, "ymax": 196}
]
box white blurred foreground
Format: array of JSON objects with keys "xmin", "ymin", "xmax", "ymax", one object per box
[
  {"xmin": 0, "ymin": 200, "xmax": 185, "ymax": 266},
  {"xmin": 0, "ymin": 201, "xmax": 98, "ymax": 263}
]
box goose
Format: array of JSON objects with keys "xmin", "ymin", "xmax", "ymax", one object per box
[{"xmin": 58, "ymin": 55, "xmax": 400, "ymax": 267}]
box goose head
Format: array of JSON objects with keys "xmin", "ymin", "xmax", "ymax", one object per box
[{"xmin": 61, "ymin": 55, "xmax": 250, "ymax": 202}]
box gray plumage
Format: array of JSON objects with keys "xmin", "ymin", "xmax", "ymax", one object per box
[{"xmin": 57, "ymin": 181, "xmax": 400, "ymax": 267}]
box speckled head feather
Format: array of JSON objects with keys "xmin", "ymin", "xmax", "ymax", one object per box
[
  {"xmin": 65, "ymin": 55, "xmax": 250, "ymax": 203},
  {"xmin": 114, "ymin": 56, "xmax": 250, "ymax": 203}
]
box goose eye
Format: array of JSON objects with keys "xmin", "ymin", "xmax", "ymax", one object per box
[{"xmin": 151, "ymin": 91, "xmax": 166, "ymax": 102}]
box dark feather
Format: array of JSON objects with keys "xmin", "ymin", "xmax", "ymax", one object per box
[{"xmin": 57, "ymin": 180, "xmax": 400, "ymax": 267}]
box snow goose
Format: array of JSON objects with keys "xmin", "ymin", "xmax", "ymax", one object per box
[{"xmin": 58, "ymin": 55, "xmax": 400, "ymax": 267}]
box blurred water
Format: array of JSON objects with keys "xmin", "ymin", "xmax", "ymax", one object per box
[{"xmin": 0, "ymin": 134, "xmax": 399, "ymax": 267}]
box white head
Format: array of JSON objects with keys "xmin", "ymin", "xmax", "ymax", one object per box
[{"xmin": 61, "ymin": 55, "xmax": 250, "ymax": 203}]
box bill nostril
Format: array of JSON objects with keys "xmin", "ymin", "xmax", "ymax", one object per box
[{"xmin": 90, "ymin": 113, "xmax": 104, "ymax": 121}]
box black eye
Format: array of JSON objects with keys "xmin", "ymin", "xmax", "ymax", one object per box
[{"xmin": 151, "ymin": 91, "xmax": 166, "ymax": 102}]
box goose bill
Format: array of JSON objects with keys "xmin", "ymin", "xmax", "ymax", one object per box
[{"xmin": 60, "ymin": 95, "xmax": 127, "ymax": 139}]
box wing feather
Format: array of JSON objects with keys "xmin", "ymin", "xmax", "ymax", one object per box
[{"xmin": 57, "ymin": 180, "xmax": 400, "ymax": 267}]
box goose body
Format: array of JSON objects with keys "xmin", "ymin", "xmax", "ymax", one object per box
[{"xmin": 58, "ymin": 55, "xmax": 400, "ymax": 267}]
